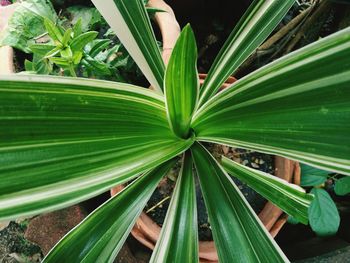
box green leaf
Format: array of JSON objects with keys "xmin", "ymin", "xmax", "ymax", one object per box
[
  {"xmin": 44, "ymin": 46, "xmax": 61, "ymax": 59},
  {"xmin": 0, "ymin": 75, "xmax": 193, "ymax": 221},
  {"xmin": 48, "ymin": 57, "xmax": 71, "ymax": 67},
  {"xmin": 44, "ymin": 18, "xmax": 63, "ymax": 43},
  {"xmin": 82, "ymin": 56, "xmax": 111, "ymax": 76},
  {"xmin": 72, "ymin": 52, "xmax": 83, "ymax": 65},
  {"xmin": 60, "ymin": 47, "xmax": 73, "ymax": 59},
  {"xmin": 20, "ymin": 0, "xmax": 57, "ymax": 22},
  {"xmin": 222, "ymin": 156, "xmax": 313, "ymax": 224},
  {"xmin": 192, "ymin": 28, "xmax": 350, "ymax": 175},
  {"xmin": 0, "ymin": 0, "xmax": 58, "ymax": 53},
  {"xmin": 70, "ymin": 31, "xmax": 99, "ymax": 52},
  {"xmin": 62, "ymin": 28, "xmax": 73, "ymax": 47},
  {"xmin": 334, "ymin": 176, "xmax": 350, "ymax": 196},
  {"xmin": 165, "ymin": 25, "xmax": 199, "ymax": 139},
  {"xmin": 32, "ymin": 53, "xmax": 52, "ymax": 75},
  {"xmin": 191, "ymin": 143, "xmax": 289, "ymax": 263},
  {"xmin": 24, "ymin": 60, "xmax": 34, "ymax": 71},
  {"xmin": 309, "ymin": 188, "xmax": 340, "ymax": 236},
  {"xmin": 150, "ymin": 152, "xmax": 198, "ymax": 263},
  {"xmin": 198, "ymin": 0, "xmax": 295, "ymax": 106},
  {"xmin": 43, "ymin": 160, "xmax": 175, "ymax": 263},
  {"xmin": 29, "ymin": 44, "xmax": 57, "ymax": 56},
  {"xmin": 91, "ymin": 0, "xmax": 165, "ymax": 93},
  {"xmin": 67, "ymin": 6, "xmax": 103, "ymax": 33},
  {"xmin": 300, "ymin": 164, "xmax": 329, "ymax": 187},
  {"xmin": 73, "ymin": 18, "xmax": 83, "ymax": 37},
  {"xmin": 88, "ymin": 39, "xmax": 112, "ymax": 58}
]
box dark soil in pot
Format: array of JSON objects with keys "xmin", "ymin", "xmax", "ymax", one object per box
[{"xmin": 144, "ymin": 143, "xmax": 273, "ymax": 241}]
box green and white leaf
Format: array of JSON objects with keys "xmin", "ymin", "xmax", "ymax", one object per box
[
  {"xmin": 300, "ymin": 164, "xmax": 329, "ymax": 187},
  {"xmin": 150, "ymin": 152, "xmax": 198, "ymax": 263},
  {"xmin": 193, "ymin": 27, "xmax": 350, "ymax": 175},
  {"xmin": 0, "ymin": 75, "xmax": 193, "ymax": 221},
  {"xmin": 222, "ymin": 156, "xmax": 313, "ymax": 224},
  {"xmin": 44, "ymin": 160, "xmax": 176, "ymax": 263},
  {"xmin": 335, "ymin": 176, "xmax": 350, "ymax": 196},
  {"xmin": 91, "ymin": 0, "xmax": 165, "ymax": 92},
  {"xmin": 191, "ymin": 143, "xmax": 289, "ymax": 263},
  {"xmin": 198, "ymin": 0, "xmax": 295, "ymax": 106},
  {"xmin": 165, "ymin": 25, "xmax": 199, "ymax": 138},
  {"xmin": 309, "ymin": 188, "xmax": 340, "ymax": 236}
]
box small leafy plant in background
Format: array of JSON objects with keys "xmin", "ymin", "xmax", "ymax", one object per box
[
  {"xmin": 0, "ymin": 0, "xmax": 152, "ymax": 82},
  {"xmin": 295, "ymin": 164, "xmax": 350, "ymax": 236},
  {"xmin": 26, "ymin": 18, "xmax": 99, "ymax": 77},
  {"xmin": 0, "ymin": 0, "xmax": 349, "ymax": 262}
]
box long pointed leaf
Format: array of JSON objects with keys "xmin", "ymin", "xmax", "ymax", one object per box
[
  {"xmin": 165, "ymin": 25, "xmax": 199, "ymax": 138},
  {"xmin": 44, "ymin": 160, "xmax": 176, "ymax": 263},
  {"xmin": 198, "ymin": 0, "xmax": 295, "ymax": 106},
  {"xmin": 193, "ymin": 28, "xmax": 350, "ymax": 175},
  {"xmin": 221, "ymin": 156, "xmax": 313, "ymax": 224},
  {"xmin": 91, "ymin": 0, "xmax": 165, "ymax": 92},
  {"xmin": 0, "ymin": 75, "xmax": 193, "ymax": 220},
  {"xmin": 150, "ymin": 152, "xmax": 198, "ymax": 263},
  {"xmin": 191, "ymin": 143, "xmax": 289, "ymax": 263}
]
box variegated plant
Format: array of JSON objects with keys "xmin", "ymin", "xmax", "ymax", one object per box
[{"xmin": 0, "ymin": 0, "xmax": 349, "ymax": 262}]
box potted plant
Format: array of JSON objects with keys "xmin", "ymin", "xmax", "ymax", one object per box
[
  {"xmin": 0, "ymin": 0, "xmax": 349, "ymax": 262},
  {"xmin": 0, "ymin": 2, "xmax": 301, "ymax": 257}
]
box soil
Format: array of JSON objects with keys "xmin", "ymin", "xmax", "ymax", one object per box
[
  {"xmin": 145, "ymin": 143, "xmax": 274, "ymax": 241},
  {"xmin": 0, "ymin": 221, "xmax": 43, "ymax": 263}
]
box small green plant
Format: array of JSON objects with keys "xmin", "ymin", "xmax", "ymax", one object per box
[
  {"xmin": 25, "ymin": 18, "xmax": 99, "ymax": 77},
  {"xmin": 0, "ymin": 0, "xmax": 349, "ymax": 262},
  {"xmin": 0, "ymin": 0, "xmax": 150, "ymax": 82},
  {"xmin": 294, "ymin": 164, "xmax": 350, "ymax": 236}
]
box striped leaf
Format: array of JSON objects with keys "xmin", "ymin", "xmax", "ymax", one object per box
[
  {"xmin": 91, "ymin": 0, "xmax": 165, "ymax": 92},
  {"xmin": 150, "ymin": 152, "xmax": 198, "ymax": 263},
  {"xmin": 191, "ymin": 143, "xmax": 289, "ymax": 263},
  {"xmin": 193, "ymin": 27, "xmax": 350, "ymax": 175},
  {"xmin": 43, "ymin": 160, "xmax": 176, "ymax": 263},
  {"xmin": 0, "ymin": 75, "xmax": 193, "ymax": 221},
  {"xmin": 221, "ymin": 156, "xmax": 314, "ymax": 224},
  {"xmin": 198, "ymin": 0, "xmax": 295, "ymax": 106},
  {"xmin": 165, "ymin": 25, "xmax": 199, "ymax": 138}
]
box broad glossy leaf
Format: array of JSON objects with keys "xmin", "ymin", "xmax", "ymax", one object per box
[
  {"xmin": 300, "ymin": 164, "xmax": 329, "ymax": 187},
  {"xmin": 91, "ymin": 0, "xmax": 165, "ymax": 92},
  {"xmin": 222, "ymin": 156, "xmax": 313, "ymax": 224},
  {"xmin": 193, "ymin": 28, "xmax": 350, "ymax": 175},
  {"xmin": 150, "ymin": 152, "xmax": 198, "ymax": 263},
  {"xmin": 0, "ymin": 75, "xmax": 193, "ymax": 220},
  {"xmin": 165, "ymin": 25, "xmax": 199, "ymax": 138},
  {"xmin": 44, "ymin": 160, "xmax": 176, "ymax": 263},
  {"xmin": 198, "ymin": 0, "xmax": 295, "ymax": 106},
  {"xmin": 191, "ymin": 143, "xmax": 288, "ymax": 263},
  {"xmin": 309, "ymin": 188, "xmax": 340, "ymax": 236},
  {"xmin": 335, "ymin": 176, "xmax": 350, "ymax": 196}
]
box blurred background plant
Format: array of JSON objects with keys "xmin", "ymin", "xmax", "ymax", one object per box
[{"xmin": 0, "ymin": 0, "xmax": 163, "ymax": 83}]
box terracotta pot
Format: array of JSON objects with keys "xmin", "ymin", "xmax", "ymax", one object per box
[
  {"xmin": 0, "ymin": 3, "xmax": 18, "ymax": 75},
  {"xmin": 111, "ymin": 144, "xmax": 301, "ymax": 263}
]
